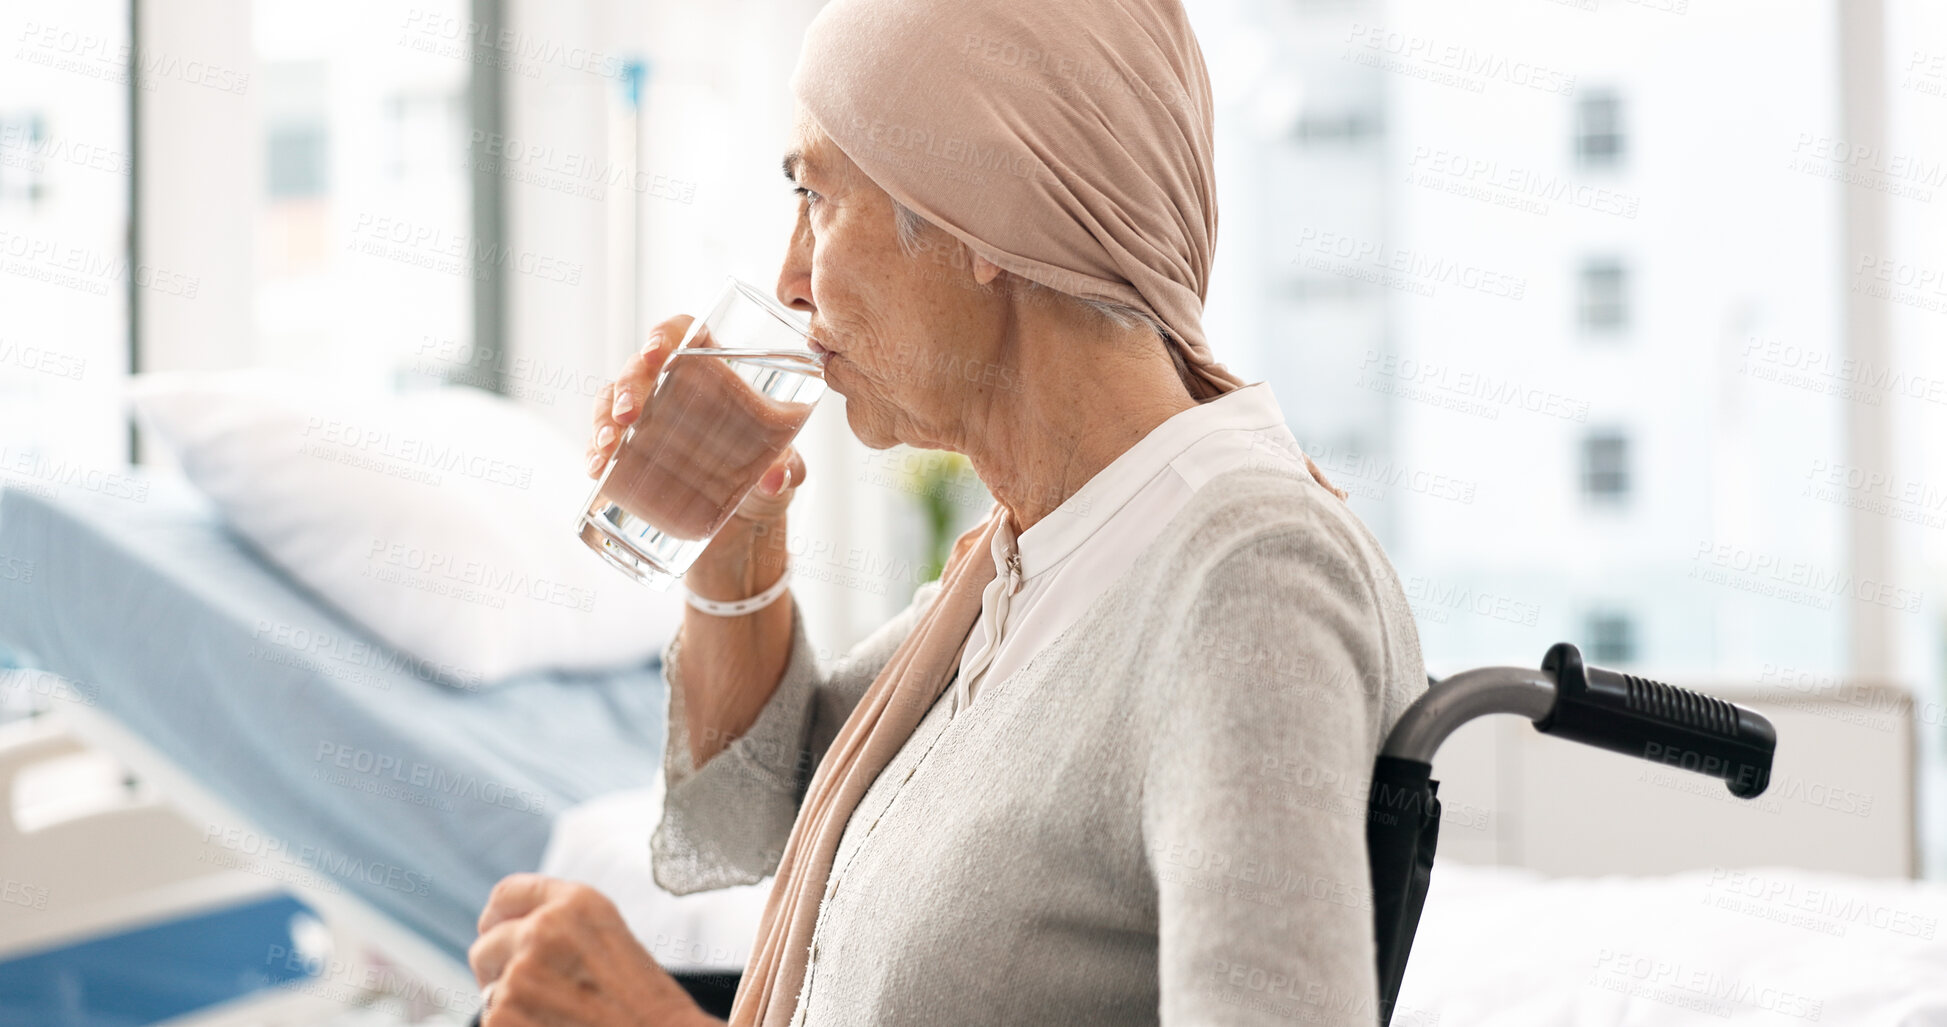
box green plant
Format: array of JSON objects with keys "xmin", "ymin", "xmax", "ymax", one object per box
[{"xmin": 903, "ymin": 449, "xmax": 975, "ymax": 581}]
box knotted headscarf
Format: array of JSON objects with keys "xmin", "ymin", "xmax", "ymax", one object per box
[{"xmin": 789, "ymin": 0, "xmax": 1242, "ymax": 398}]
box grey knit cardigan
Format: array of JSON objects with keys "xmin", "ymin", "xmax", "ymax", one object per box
[{"xmin": 651, "ymin": 466, "xmax": 1428, "ymax": 1025}]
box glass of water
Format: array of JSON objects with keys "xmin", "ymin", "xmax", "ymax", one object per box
[{"xmin": 577, "ymin": 277, "xmax": 827, "ymax": 588}]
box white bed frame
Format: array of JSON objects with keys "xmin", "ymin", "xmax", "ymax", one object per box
[{"xmin": 0, "ymin": 690, "xmax": 483, "ymax": 1025}]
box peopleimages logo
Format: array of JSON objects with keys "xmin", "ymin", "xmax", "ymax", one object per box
[
  {"xmin": 364, "ymin": 538, "xmax": 598, "ymax": 614},
  {"xmin": 1344, "ymin": 23, "xmax": 1576, "ymax": 96},
  {"xmin": 400, "ymin": 7, "xmax": 627, "ymax": 81},
  {"xmin": 843, "ymin": 113, "xmax": 1052, "ymax": 184},
  {"xmin": 0, "ymin": 446, "xmax": 150, "ymax": 502},
  {"xmin": 346, "ymin": 212, "xmax": 583, "ymax": 286},
  {"xmin": 0, "ymin": 555, "xmax": 34, "ymax": 583},
  {"xmin": 1292, "ymin": 227, "xmax": 1528, "ymax": 301},
  {"xmin": 314, "ymin": 741, "xmax": 547, "ymax": 815},
  {"xmin": 0, "ymin": 124, "xmax": 131, "ymax": 177},
  {"xmin": 14, "ymin": 20, "xmax": 251, "ymax": 94},
  {"xmin": 299, "ymin": 415, "xmax": 535, "ymax": 490},
  {"xmin": 200, "ymin": 825, "xmax": 431, "ymax": 897},
  {"xmin": 1404, "ymin": 146, "xmax": 1640, "ymax": 219},
  {"xmin": 465, "ymin": 130, "xmax": 696, "ymax": 204},
  {"xmin": 1690, "ymin": 539, "xmax": 1923, "ymax": 613},
  {"xmin": 250, "ymin": 617, "xmax": 481, "ymax": 690},
  {"xmin": 0, "ymin": 228, "xmax": 201, "ymax": 298},
  {"xmin": 1353, "ymin": 350, "xmax": 1590, "ymax": 423},
  {"xmin": 958, "ymin": 33, "xmax": 1194, "ymax": 110}
]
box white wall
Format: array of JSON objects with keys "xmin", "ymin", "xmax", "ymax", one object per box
[{"xmin": 133, "ymin": 0, "xmax": 256, "ymax": 378}]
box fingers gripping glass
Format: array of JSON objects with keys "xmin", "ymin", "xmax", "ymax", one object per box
[{"xmin": 577, "ymin": 278, "xmax": 827, "ymax": 588}]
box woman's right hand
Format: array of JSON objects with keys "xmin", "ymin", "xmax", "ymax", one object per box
[
  {"xmin": 586, "ymin": 315, "xmax": 807, "ymax": 600},
  {"xmin": 585, "ymin": 315, "xmax": 688, "ymax": 480}
]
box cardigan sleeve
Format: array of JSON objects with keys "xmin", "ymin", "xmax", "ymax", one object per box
[
  {"xmin": 1143, "ymin": 525, "xmax": 1397, "ymax": 1026},
  {"xmin": 651, "ymin": 580, "xmax": 944, "ymax": 895}
]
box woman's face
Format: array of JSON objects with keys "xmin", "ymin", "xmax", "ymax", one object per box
[{"xmin": 775, "ymin": 115, "xmax": 1012, "ymax": 453}]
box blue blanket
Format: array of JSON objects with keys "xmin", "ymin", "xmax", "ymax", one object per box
[{"xmin": 0, "ymin": 477, "xmax": 669, "ymax": 959}]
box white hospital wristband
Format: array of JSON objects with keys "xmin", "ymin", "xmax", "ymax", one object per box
[{"xmin": 684, "ymin": 567, "xmax": 792, "ymax": 617}]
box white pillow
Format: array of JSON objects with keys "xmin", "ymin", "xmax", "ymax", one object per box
[{"xmin": 128, "ymin": 369, "xmax": 682, "ymax": 687}]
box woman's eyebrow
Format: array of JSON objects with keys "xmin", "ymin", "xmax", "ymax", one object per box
[{"xmin": 782, "ymin": 150, "xmax": 826, "ymax": 186}]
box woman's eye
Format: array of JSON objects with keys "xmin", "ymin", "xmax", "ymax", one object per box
[{"xmin": 794, "ymin": 186, "xmax": 822, "ymax": 207}]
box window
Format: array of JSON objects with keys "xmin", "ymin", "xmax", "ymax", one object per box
[
  {"xmin": 1581, "ymin": 430, "xmax": 1631, "ymax": 502},
  {"xmin": 0, "ymin": 1, "xmax": 131, "ymax": 475},
  {"xmin": 1578, "ymin": 259, "xmax": 1629, "ymax": 334},
  {"xmin": 1575, "ymin": 90, "xmax": 1625, "ymax": 168},
  {"xmin": 1586, "ymin": 610, "xmax": 1638, "ymax": 664},
  {"xmin": 252, "ymin": 3, "xmax": 471, "ymax": 384},
  {"xmin": 385, "ymin": 92, "xmax": 468, "ymax": 180},
  {"xmin": 1294, "ymin": 110, "xmax": 1381, "ymax": 144},
  {"xmin": 264, "ymin": 61, "xmax": 329, "ymax": 199},
  {"xmin": 266, "ymin": 123, "xmax": 328, "ymax": 198},
  {"xmin": 0, "ymin": 112, "xmax": 50, "ymax": 206}
]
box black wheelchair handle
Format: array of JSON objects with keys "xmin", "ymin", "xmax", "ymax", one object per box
[{"xmin": 1536, "ymin": 642, "xmax": 1776, "ymax": 798}]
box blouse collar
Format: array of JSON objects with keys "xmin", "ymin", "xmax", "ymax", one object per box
[{"xmin": 1001, "ymin": 382, "xmax": 1294, "ymax": 580}]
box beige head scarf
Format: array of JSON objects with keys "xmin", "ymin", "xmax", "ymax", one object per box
[
  {"xmin": 732, "ymin": 3, "xmax": 1342, "ymax": 1023},
  {"xmin": 791, "ymin": 0, "xmax": 1239, "ymax": 399}
]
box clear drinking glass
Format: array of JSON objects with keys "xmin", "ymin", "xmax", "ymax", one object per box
[{"xmin": 577, "ymin": 277, "xmax": 827, "ymax": 587}]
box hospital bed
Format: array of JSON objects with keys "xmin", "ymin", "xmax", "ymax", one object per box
[{"xmin": 0, "ymin": 477, "xmax": 761, "ymax": 1023}]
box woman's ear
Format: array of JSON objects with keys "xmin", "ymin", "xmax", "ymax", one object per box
[{"xmin": 971, "ymin": 252, "xmax": 1003, "ymax": 286}]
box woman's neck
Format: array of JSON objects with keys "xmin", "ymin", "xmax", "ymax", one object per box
[{"xmin": 953, "ymin": 321, "xmax": 1199, "ymax": 535}]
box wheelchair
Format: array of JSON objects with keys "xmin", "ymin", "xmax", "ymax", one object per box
[{"xmin": 1368, "ymin": 642, "xmax": 1778, "ymax": 1025}]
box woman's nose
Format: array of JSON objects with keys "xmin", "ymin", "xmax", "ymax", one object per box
[
  {"xmin": 777, "ymin": 224, "xmax": 816, "ymax": 315},
  {"xmin": 777, "ymin": 269, "xmax": 814, "ymax": 315}
]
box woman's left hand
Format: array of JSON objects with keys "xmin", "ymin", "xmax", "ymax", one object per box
[{"xmin": 469, "ymin": 873, "xmax": 719, "ymax": 1026}]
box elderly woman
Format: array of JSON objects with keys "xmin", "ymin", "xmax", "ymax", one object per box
[{"xmin": 466, "ymin": 0, "xmax": 1426, "ymax": 1023}]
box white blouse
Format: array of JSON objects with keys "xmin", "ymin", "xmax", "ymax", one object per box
[{"xmin": 951, "ymin": 382, "xmax": 1311, "ymax": 714}]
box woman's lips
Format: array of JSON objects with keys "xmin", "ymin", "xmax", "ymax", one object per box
[{"xmin": 809, "ymin": 339, "xmax": 835, "ymax": 365}]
